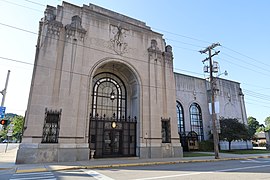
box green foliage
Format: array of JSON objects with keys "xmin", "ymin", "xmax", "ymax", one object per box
[
  {"xmin": 0, "ymin": 128, "xmax": 7, "ymax": 142},
  {"xmin": 11, "ymin": 115, "xmax": 24, "ymax": 142},
  {"xmin": 183, "ymin": 152, "xmax": 213, "ymax": 157},
  {"xmin": 247, "ymin": 116, "xmax": 260, "ymax": 137},
  {"xmin": 265, "ymin": 116, "xmax": 270, "ymax": 131},
  {"xmin": 0, "ymin": 114, "xmax": 24, "ymax": 142},
  {"xmin": 219, "ymin": 117, "xmax": 250, "ymax": 151},
  {"xmin": 198, "ymin": 140, "xmax": 214, "ymax": 151},
  {"xmin": 221, "ymin": 149, "xmax": 270, "ymax": 154},
  {"xmin": 256, "ymin": 124, "xmax": 266, "ymax": 133}
]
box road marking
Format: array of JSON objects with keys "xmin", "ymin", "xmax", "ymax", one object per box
[
  {"xmin": 13, "ymin": 172, "xmax": 52, "ymax": 176},
  {"xmin": 133, "ymin": 164, "xmax": 270, "ymax": 180},
  {"xmin": 10, "ymin": 177, "xmax": 55, "ymax": 180},
  {"xmin": 134, "ymin": 172, "xmax": 210, "ymax": 180},
  {"xmin": 81, "ymin": 169, "xmax": 114, "ymax": 180},
  {"xmin": 10, "ymin": 171, "xmax": 55, "ymax": 180},
  {"xmin": 218, "ymin": 164, "xmax": 270, "ymax": 172},
  {"xmin": 240, "ymin": 159, "xmax": 270, "ymax": 163}
]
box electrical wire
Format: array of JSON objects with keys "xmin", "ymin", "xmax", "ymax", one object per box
[
  {"xmin": 2, "ymin": 0, "xmax": 270, "ymax": 75},
  {"xmin": 0, "ymin": 0, "xmax": 270, "ymax": 109}
]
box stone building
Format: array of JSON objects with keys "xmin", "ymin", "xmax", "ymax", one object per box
[{"xmin": 16, "ymin": 2, "xmax": 249, "ymax": 164}]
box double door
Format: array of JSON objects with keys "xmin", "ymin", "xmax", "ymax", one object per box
[{"xmin": 103, "ymin": 130, "xmax": 122, "ymax": 156}]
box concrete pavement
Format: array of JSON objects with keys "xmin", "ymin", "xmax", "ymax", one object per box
[{"xmin": 1, "ymin": 147, "xmax": 270, "ymax": 174}]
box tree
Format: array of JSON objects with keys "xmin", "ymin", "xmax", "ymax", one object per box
[
  {"xmin": 247, "ymin": 116, "xmax": 260, "ymax": 137},
  {"xmin": 219, "ymin": 117, "xmax": 250, "ymax": 151},
  {"xmin": 11, "ymin": 115, "xmax": 24, "ymax": 142},
  {"xmin": 0, "ymin": 114, "xmax": 24, "ymax": 143},
  {"xmin": 265, "ymin": 116, "xmax": 270, "ymax": 131},
  {"xmin": 256, "ymin": 124, "xmax": 265, "ymax": 132}
]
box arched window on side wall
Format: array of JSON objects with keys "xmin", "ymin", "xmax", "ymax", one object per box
[
  {"xmin": 176, "ymin": 101, "xmax": 185, "ymax": 135},
  {"xmin": 190, "ymin": 103, "xmax": 204, "ymax": 141}
]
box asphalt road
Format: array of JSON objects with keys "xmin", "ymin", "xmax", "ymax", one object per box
[{"xmin": 3, "ymin": 158, "xmax": 270, "ymax": 180}]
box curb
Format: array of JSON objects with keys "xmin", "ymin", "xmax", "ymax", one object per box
[
  {"xmin": 18, "ymin": 155, "xmax": 269, "ymax": 173},
  {"xmin": 16, "ymin": 168, "xmax": 47, "ymax": 174},
  {"xmin": 0, "ymin": 168, "xmax": 13, "ymax": 171}
]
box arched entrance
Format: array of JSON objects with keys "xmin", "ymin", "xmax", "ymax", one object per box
[{"xmin": 89, "ymin": 61, "xmax": 140, "ymax": 158}]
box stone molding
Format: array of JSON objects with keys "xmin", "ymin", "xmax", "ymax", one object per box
[{"xmin": 65, "ymin": 15, "xmax": 87, "ymax": 41}]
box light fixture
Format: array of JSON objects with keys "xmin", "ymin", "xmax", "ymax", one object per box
[
  {"xmin": 111, "ymin": 121, "xmax": 117, "ymax": 128},
  {"xmin": 110, "ymin": 90, "xmax": 115, "ymax": 101}
]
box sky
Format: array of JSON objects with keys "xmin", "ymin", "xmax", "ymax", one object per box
[{"xmin": 0, "ymin": 0, "xmax": 270, "ymax": 124}]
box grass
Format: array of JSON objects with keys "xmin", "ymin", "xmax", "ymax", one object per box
[
  {"xmin": 220, "ymin": 149, "xmax": 270, "ymax": 154},
  {"xmin": 183, "ymin": 149, "xmax": 270, "ymax": 157},
  {"xmin": 183, "ymin": 152, "xmax": 213, "ymax": 157}
]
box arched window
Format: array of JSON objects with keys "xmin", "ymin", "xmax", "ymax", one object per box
[
  {"xmin": 190, "ymin": 103, "xmax": 204, "ymax": 141},
  {"xmin": 92, "ymin": 72, "xmax": 126, "ymax": 119},
  {"xmin": 176, "ymin": 101, "xmax": 185, "ymax": 135}
]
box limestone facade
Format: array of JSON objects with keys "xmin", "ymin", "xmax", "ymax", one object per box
[
  {"xmin": 175, "ymin": 73, "xmax": 251, "ymax": 150},
  {"xmin": 16, "ymin": 2, "xmax": 248, "ymax": 164},
  {"xmin": 16, "ymin": 2, "xmax": 182, "ymax": 163}
]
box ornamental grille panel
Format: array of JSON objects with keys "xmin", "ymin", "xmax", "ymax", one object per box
[
  {"xmin": 41, "ymin": 108, "xmax": 61, "ymax": 143},
  {"xmin": 161, "ymin": 118, "xmax": 171, "ymax": 143},
  {"xmin": 89, "ymin": 114, "xmax": 137, "ymax": 158}
]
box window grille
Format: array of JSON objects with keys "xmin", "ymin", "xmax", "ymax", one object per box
[
  {"xmin": 190, "ymin": 103, "xmax": 204, "ymax": 141},
  {"xmin": 176, "ymin": 101, "xmax": 185, "ymax": 134},
  {"xmin": 41, "ymin": 108, "xmax": 61, "ymax": 143},
  {"xmin": 161, "ymin": 118, "xmax": 171, "ymax": 143}
]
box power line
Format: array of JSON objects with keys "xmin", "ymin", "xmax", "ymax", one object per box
[
  {"xmin": 2, "ymin": 0, "xmax": 270, "ymax": 75},
  {"xmin": 3, "ymin": 54, "xmax": 269, "ymax": 103},
  {"xmin": 164, "ymin": 38, "xmax": 205, "ymax": 48},
  {"xmin": 24, "ymin": 0, "xmax": 46, "ymax": 7},
  {"xmin": 0, "ymin": 0, "xmax": 212, "ymax": 51},
  {"xmin": 1, "ymin": 55, "xmax": 270, "ymax": 116},
  {"xmin": 219, "ymin": 57, "xmax": 270, "ymax": 77},
  {"xmin": 222, "ymin": 45, "xmax": 270, "ymax": 68},
  {"xmin": 152, "ymin": 27, "xmax": 211, "ymax": 45},
  {"xmin": 222, "ymin": 52, "xmax": 270, "ymax": 73},
  {"xmin": 1, "ymin": 0, "xmax": 41, "ymax": 12},
  {"xmin": 1, "ymin": 0, "xmax": 270, "ymax": 107},
  {"xmin": 245, "ymin": 101, "xmax": 270, "ymax": 109},
  {"xmin": 0, "ymin": 21, "xmax": 208, "ymax": 80},
  {"xmin": 0, "ymin": 22, "xmax": 170, "ymax": 71},
  {"xmin": 2, "ymin": 54, "xmax": 270, "ymax": 104}
]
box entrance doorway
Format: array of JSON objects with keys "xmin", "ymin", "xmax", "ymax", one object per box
[
  {"xmin": 103, "ymin": 130, "xmax": 122, "ymax": 156},
  {"xmin": 89, "ymin": 70, "xmax": 137, "ymax": 158}
]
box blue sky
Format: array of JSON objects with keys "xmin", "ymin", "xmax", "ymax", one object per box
[{"xmin": 0, "ymin": 0, "xmax": 270, "ymax": 124}]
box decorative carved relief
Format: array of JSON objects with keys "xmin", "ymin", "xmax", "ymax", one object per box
[
  {"xmin": 148, "ymin": 39, "xmax": 162, "ymax": 62},
  {"xmin": 65, "ymin": 15, "xmax": 87, "ymax": 41},
  {"xmin": 44, "ymin": 6, "xmax": 56, "ymax": 21},
  {"xmin": 163, "ymin": 45, "xmax": 173, "ymax": 67},
  {"xmin": 110, "ymin": 25, "xmax": 128, "ymax": 55},
  {"xmin": 44, "ymin": 6, "xmax": 63, "ymax": 37},
  {"xmin": 46, "ymin": 21, "xmax": 63, "ymax": 37}
]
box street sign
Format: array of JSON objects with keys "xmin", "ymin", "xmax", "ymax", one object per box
[
  {"xmin": 7, "ymin": 129, "xmax": 13, "ymax": 136},
  {"xmin": 0, "ymin": 106, "xmax": 6, "ymax": 118}
]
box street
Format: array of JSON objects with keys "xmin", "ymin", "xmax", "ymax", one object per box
[{"xmin": 2, "ymin": 158, "xmax": 270, "ymax": 180}]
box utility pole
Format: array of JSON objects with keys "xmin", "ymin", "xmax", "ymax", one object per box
[
  {"xmin": 199, "ymin": 43, "xmax": 220, "ymax": 159},
  {"xmin": 1, "ymin": 70, "xmax": 11, "ymax": 107}
]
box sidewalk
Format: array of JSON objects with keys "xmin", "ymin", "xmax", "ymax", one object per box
[{"xmin": 1, "ymin": 148, "xmax": 270, "ymax": 174}]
